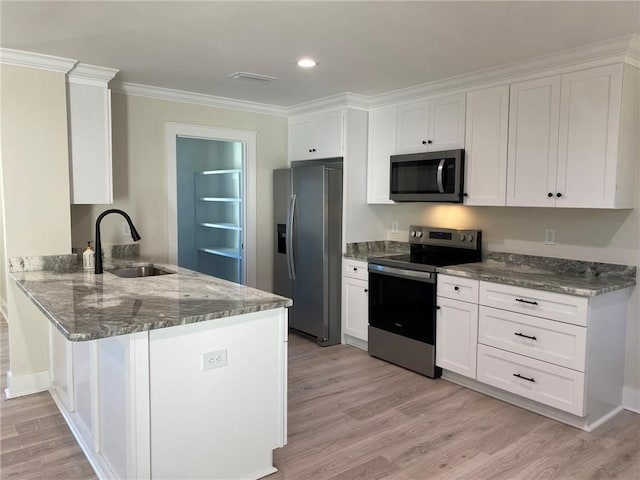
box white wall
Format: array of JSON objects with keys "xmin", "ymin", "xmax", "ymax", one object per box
[
  {"xmin": 71, "ymin": 93, "xmax": 288, "ymax": 292},
  {"xmin": 0, "ymin": 64, "xmax": 72, "ymax": 389}
]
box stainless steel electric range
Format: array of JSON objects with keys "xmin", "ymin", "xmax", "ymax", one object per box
[{"xmin": 367, "ymin": 226, "xmax": 481, "ymax": 378}]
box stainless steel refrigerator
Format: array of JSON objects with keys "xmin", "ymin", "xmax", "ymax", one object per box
[{"xmin": 273, "ymin": 159, "xmax": 343, "ymax": 346}]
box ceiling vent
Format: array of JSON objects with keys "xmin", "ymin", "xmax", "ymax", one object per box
[{"xmin": 228, "ymin": 72, "xmax": 277, "ymax": 82}]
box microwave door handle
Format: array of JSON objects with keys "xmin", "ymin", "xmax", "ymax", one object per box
[{"xmin": 436, "ymin": 159, "xmax": 445, "ymax": 193}]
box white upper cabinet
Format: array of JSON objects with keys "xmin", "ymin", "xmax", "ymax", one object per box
[
  {"xmin": 67, "ymin": 63, "xmax": 118, "ymax": 204},
  {"xmin": 508, "ymin": 64, "xmax": 637, "ymax": 209},
  {"xmin": 464, "ymin": 85, "xmax": 510, "ymax": 206},
  {"xmin": 366, "ymin": 105, "xmax": 396, "ymax": 204},
  {"xmin": 289, "ymin": 109, "xmax": 343, "ymax": 161},
  {"xmin": 396, "ymin": 93, "xmax": 466, "ymax": 154},
  {"xmin": 556, "ymin": 64, "xmax": 633, "ymax": 208},
  {"xmin": 507, "ymin": 76, "xmax": 561, "ymax": 207}
]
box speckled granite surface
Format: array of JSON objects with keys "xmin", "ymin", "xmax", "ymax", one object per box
[
  {"xmin": 438, "ymin": 252, "xmax": 636, "ymax": 297},
  {"xmin": 344, "ymin": 241, "xmax": 409, "ymax": 260},
  {"xmin": 9, "ymin": 254, "xmax": 78, "ymax": 273},
  {"xmin": 10, "ymin": 260, "xmax": 292, "ymax": 341}
]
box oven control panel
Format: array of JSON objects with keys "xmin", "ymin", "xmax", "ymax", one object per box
[{"xmin": 409, "ymin": 226, "xmax": 480, "ymax": 249}]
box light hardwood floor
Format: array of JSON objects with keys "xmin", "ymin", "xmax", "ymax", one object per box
[{"xmin": 1, "ymin": 318, "xmax": 638, "ymax": 479}]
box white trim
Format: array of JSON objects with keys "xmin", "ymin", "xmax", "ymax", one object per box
[
  {"xmin": 113, "ymin": 82, "xmax": 288, "ymax": 117},
  {"xmin": 287, "ymin": 92, "xmax": 370, "ymax": 117},
  {"xmin": 343, "ymin": 335, "xmax": 368, "ymax": 352},
  {"xmin": 4, "ymin": 370, "xmax": 50, "ymax": 398},
  {"xmin": 68, "ymin": 63, "xmax": 118, "ymax": 87},
  {"xmin": 165, "ymin": 122, "xmax": 257, "ymax": 288},
  {"xmin": 0, "ymin": 47, "xmax": 77, "ymax": 73},
  {"xmin": 623, "ymin": 386, "xmax": 640, "ymax": 413}
]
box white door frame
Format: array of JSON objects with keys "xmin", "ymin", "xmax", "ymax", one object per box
[{"xmin": 165, "ymin": 122, "xmax": 257, "ymax": 287}]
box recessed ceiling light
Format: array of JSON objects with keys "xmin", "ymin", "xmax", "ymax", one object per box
[{"xmin": 297, "ymin": 58, "xmax": 317, "ymax": 68}]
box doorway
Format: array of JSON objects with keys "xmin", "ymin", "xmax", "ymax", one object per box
[{"xmin": 166, "ymin": 123, "xmax": 256, "ymax": 286}]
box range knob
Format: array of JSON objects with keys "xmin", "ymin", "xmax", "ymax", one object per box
[
  {"xmin": 460, "ymin": 234, "xmax": 466, "ymax": 241},
  {"xmin": 410, "ymin": 230, "xmax": 417, "ymax": 237},
  {"xmin": 416, "ymin": 231, "xmax": 423, "ymax": 238},
  {"xmin": 468, "ymin": 234, "xmax": 474, "ymax": 242}
]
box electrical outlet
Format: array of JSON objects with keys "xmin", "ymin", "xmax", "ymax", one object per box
[
  {"xmin": 544, "ymin": 228, "xmax": 556, "ymax": 245},
  {"xmin": 202, "ymin": 349, "xmax": 227, "ymax": 371},
  {"xmin": 391, "ymin": 221, "xmax": 399, "ymax": 233}
]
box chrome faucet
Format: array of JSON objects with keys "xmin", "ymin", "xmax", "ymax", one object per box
[{"xmin": 94, "ymin": 209, "xmax": 141, "ymax": 274}]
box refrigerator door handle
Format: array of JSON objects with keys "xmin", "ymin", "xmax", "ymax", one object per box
[{"xmin": 287, "ymin": 193, "xmax": 297, "ymax": 280}]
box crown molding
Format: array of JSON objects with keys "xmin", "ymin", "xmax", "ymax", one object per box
[
  {"xmin": 0, "ymin": 48, "xmax": 76, "ymax": 73},
  {"xmin": 68, "ymin": 63, "xmax": 119, "ymax": 87},
  {"xmin": 111, "ymin": 81, "xmax": 288, "ymax": 117},
  {"xmin": 287, "ymin": 92, "xmax": 370, "ymax": 116},
  {"xmin": 364, "ymin": 34, "xmax": 640, "ymax": 108}
]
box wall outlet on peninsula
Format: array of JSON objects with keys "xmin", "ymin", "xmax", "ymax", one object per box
[{"xmin": 202, "ymin": 349, "xmax": 228, "ymax": 370}]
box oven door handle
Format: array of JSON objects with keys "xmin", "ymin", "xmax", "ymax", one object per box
[
  {"xmin": 368, "ymin": 264, "xmax": 434, "ymax": 283},
  {"xmin": 436, "ymin": 159, "xmax": 446, "ymax": 193}
]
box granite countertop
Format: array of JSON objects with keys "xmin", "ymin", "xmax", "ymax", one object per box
[
  {"xmin": 343, "ymin": 240, "xmax": 409, "ymax": 261},
  {"xmin": 10, "ymin": 258, "xmax": 292, "ymax": 341},
  {"xmin": 438, "ymin": 253, "xmax": 636, "ymax": 297}
]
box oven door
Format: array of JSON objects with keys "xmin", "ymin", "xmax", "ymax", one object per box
[{"xmin": 368, "ymin": 264, "xmax": 436, "ymax": 344}]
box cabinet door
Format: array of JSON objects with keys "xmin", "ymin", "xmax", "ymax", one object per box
[
  {"xmin": 289, "ymin": 115, "xmax": 315, "ymax": 160},
  {"xmin": 428, "ymin": 93, "xmax": 466, "ymax": 151},
  {"xmin": 464, "ymin": 86, "xmax": 509, "ymax": 206},
  {"xmin": 556, "ymin": 64, "xmax": 623, "ymax": 208},
  {"xmin": 68, "ymin": 82, "xmax": 113, "ymax": 204},
  {"xmin": 396, "ymin": 100, "xmax": 429, "ymax": 153},
  {"xmin": 367, "ymin": 105, "xmax": 396, "ymax": 204},
  {"xmin": 314, "ymin": 110, "xmax": 343, "ymax": 158},
  {"xmin": 435, "ymin": 296, "xmax": 478, "ymax": 379},
  {"xmin": 342, "ymin": 276, "xmax": 369, "ymax": 341},
  {"xmin": 507, "ymin": 76, "xmax": 561, "ymax": 207}
]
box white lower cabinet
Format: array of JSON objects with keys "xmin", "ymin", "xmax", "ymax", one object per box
[
  {"xmin": 437, "ymin": 274, "xmax": 630, "ymax": 431},
  {"xmin": 342, "ymin": 259, "xmax": 369, "ymax": 348},
  {"xmin": 476, "ymin": 344, "xmax": 585, "ymax": 416},
  {"xmin": 436, "ymin": 297, "xmax": 478, "ymax": 379},
  {"xmin": 49, "ymin": 309, "xmax": 288, "ymax": 479}
]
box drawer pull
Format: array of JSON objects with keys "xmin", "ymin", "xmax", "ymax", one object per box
[
  {"xmin": 513, "ymin": 373, "xmax": 535, "ymax": 383},
  {"xmin": 514, "ymin": 332, "xmax": 537, "ymax": 341},
  {"xmin": 364, "ymin": 289, "xmax": 368, "ymax": 293},
  {"xmin": 454, "ymin": 286, "xmax": 460, "ymax": 291},
  {"xmin": 515, "ymin": 298, "xmax": 538, "ymax": 306},
  {"xmin": 353, "ymin": 267, "xmax": 358, "ymax": 271}
]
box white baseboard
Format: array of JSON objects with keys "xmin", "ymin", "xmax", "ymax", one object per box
[
  {"xmin": 623, "ymin": 386, "xmax": 640, "ymax": 414},
  {"xmin": 4, "ymin": 369, "xmax": 50, "ymax": 399},
  {"xmin": 343, "ymin": 334, "xmax": 368, "ymax": 351}
]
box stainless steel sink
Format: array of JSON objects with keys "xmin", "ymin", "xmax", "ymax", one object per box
[{"xmin": 107, "ymin": 265, "xmax": 174, "ymax": 278}]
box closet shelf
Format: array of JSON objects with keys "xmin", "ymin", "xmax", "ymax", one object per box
[
  {"xmin": 199, "ymin": 197, "xmax": 242, "ymax": 203},
  {"xmin": 199, "ymin": 222, "xmax": 242, "ymax": 231},
  {"xmin": 198, "ymin": 169, "xmax": 242, "ymax": 176},
  {"xmin": 198, "ymin": 247, "xmax": 242, "ymax": 260}
]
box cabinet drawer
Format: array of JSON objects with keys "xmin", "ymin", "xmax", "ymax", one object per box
[
  {"xmin": 479, "ymin": 281, "xmax": 588, "ymax": 326},
  {"xmin": 477, "ymin": 344, "xmax": 585, "ymax": 416},
  {"xmin": 437, "ymin": 275, "xmax": 479, "ymax": 303},
  {"xmin": 343, "ymin": 259, "xmax": 368, "ymax": 281},
  {"xmin": 478, "ymin": 306, "xmax": 586, "ymax": 371}
]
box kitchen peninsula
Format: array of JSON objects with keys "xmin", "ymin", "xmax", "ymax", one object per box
[{"xmin": 10, "ymin": 257, "xmax": 291, "ymax": 480}]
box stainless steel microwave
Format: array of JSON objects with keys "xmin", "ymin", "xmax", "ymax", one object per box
[{"xmin": 390, "ymin": 149, "xmax": 465, "ymax": 202}]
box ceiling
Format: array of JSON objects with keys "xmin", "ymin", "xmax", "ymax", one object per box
[{"xmin": 1, "ymin": 1, "xmax": 639, "ymax": 107}]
